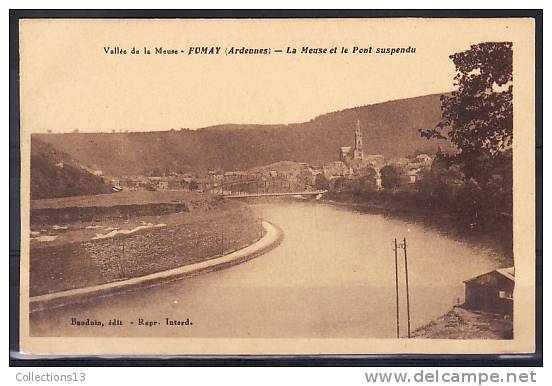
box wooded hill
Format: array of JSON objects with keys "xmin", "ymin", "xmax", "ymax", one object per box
[
  {"xmin": 33, "ymin": 93, "xmax": 451, "ymax": 176},
  {"xmin": 31, "ymin": 138, "xmax": 113, "ymax": 199}
]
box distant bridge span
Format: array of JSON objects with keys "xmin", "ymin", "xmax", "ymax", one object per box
[{"xmin": 222, "ymin": 190, "xmax": 327, "ymax": 199}]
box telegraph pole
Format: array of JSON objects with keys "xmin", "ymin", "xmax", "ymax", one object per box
[
  {"xmin": 260, "ymin": 208, "xmax": 263, "ymax": 239},
  {"xmin": 221, "ymin": 229, "xmax": 224, "ymax": 255},
  {"xmin": 119, "ymin": 238, "xmax": 126, "ymax": 278},
  {"xmin": 393, "ymin": 238, "xmax": 400, "ymax": 338},
  {"xmin": 402, "ymin": 237, "xmax": 411, "ymax": 338}
]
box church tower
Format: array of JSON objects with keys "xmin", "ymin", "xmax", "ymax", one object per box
[{"xmin": 353, "ymin": 120, "xmax": 364, "ymax": 161}]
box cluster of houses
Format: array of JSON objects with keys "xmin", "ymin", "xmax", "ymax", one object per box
[
  {"xmin": 323, "ymin": 152, "xmax": 433, "ymax": 189},
  {"xmin": 96, "ymin": 121, "xmax": 436, "ymax": 195},
  {"xmin": 321, "ymin": 120, "xmax": 434, "ymax": 190},
  {"xmin": 107, "ymin": 169, "xmax": 305, "ymax": 195},
  {"xmin": 110, "ymin": 174, "xmax": 197, "ymax": 192}
]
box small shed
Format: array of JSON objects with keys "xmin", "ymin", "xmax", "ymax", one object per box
[{"xmin": 463, "ymin": 267, "xmax": 514, "ymax": 315}]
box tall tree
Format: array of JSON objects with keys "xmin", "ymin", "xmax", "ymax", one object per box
[
  {"xmin": 314, "ymin": 173, "xmax": 329, "ymax": 190},
  {"xmin": 380, "ymin": 165, "xmax": 403, "ymax": 190},
  {"xmin": 421, "ymin": 42, "xmax": 513, "ymax": 165}
]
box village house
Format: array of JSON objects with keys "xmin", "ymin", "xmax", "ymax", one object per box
[
  {"xmin": 463, "ymin": 267, "xmax": 514, "ymax": 315},
  {"xmin": 406, "ymin": 164, "xmax": 429, "ymax": 184},
  {"xmin": 195, "ymin": 175, "xmax": 213, "ymax": 192},
  {"xmin": 388, "ymin": 157, "xmax": 410, "ymax": 167},
  {"xmin": 323, "ymin": 161, "xmax": 350, "ymax": 179},
  {"xmin": 167, "ymin": 176, "xmax": 186, "ymax": 190},
  {"xmin": 364, "ymin": 154, "xmax": 385, "ymax": 169},
  {"xmin": 407, "ymin": 168, "xmax": 422, "ymax": 184},
  {"xmin": 415, "ymin": 153, "xmax": 433, "ymax": 165},
  {"xmin": 158, "ymin": 180, "xmax": 169, "ymax": 190},
  {"xmin": 148, "ymin": 176, "xmax": 169, "ymax": 190},
  {"xmin": 118, "ymin": 175, "xmax": 150, "ymax": 191},
  {"xmin": 339, "ymin": 146, "xmax": 352, "ymax": 161}
]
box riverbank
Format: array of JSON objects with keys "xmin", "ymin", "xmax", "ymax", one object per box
[
  {"xmin": 30, "ymin": 221, "xmax": 283, "ymax": 313},
  {"xmin": 30, "ymin": 201, "xmax": 502, "ymax": 339},
  {"xmin": 30, "ymin": 191, "xmax": 262, "ymax": 296},
  {"xmin": 412, "ymin": 306, "xmax": 513, "ymax": 339},
  {"xmin": 321, "ymin": 192, "xmax": 513, "ymax": 264}
]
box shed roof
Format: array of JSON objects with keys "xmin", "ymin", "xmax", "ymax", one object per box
[
  {"xmin": 463, "ymin": 266, "xmax": 515, "ymax": 283},
  {"xmin": 495, "ymin": 267, "xmax": 515, "ymax": 281}
]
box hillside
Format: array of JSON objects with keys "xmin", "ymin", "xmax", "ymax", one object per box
[
  {"xmin": 31, "ymin": 139, "xmax": 114, "ymax": 199},
  {"xmin": 33, "ymin": 93, "xmax": 452, "ymax": 176}
]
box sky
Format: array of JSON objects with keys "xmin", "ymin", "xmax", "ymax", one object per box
[{"xmin": 19, "ymin": 18, "xmax": 532, "ymax": 133}]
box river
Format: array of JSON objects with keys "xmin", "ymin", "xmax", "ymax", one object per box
[{"xmin": 30, "ymin": 201, "xmax": 500, "ymax": 338}]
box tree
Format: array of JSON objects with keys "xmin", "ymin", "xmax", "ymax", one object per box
[
  {"xmin": 358, "ymin": 167, "xmax": 378, "ymax": 192},
  {"xmin": 332, "ymin": 176, "xmax": 347, "ymax": 192},
  {"xmin": 420, "ymin": 42, "xmax": 513, "ymax": 178},
  {"xmin": 150, "ymin": 167, "xmax": 162, "ymax": 177},
  {"xmin": 430, "ymin": 147, "xmax": 450, "ymax": 175},
  {"xmin": 314, "ymin": 173, "xmax": 329, "ymax": 190},
  {"xmin": 297, "ymin": 169, "xmax": 315, "ymax": 188},
  {"xmin": 357, "ymin": 165, "xmax": 377, "ymax": 178},
  {"xmin": 189, "ymin": 180, "xmax": 199, "ymax": 191},
  {"xmin": 380, "ymin": 165, "xmax": 403, "ymax": 190}
]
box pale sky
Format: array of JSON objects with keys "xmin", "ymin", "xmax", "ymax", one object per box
[{"xmin": 19, "ymin": 18, "xmax": 532, "ymax": 133}]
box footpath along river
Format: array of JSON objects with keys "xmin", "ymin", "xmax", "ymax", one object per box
[{"xmin": 30, "ymin": 202, "xmax": 501, "ymax": 338}]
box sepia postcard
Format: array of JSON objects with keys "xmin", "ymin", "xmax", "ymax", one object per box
[{"xmin": 16, "ymin": 16, "xmax": 537, "ymax": 356}]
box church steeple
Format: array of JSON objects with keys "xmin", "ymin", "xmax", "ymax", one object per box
[{"xmin": 353, "ymin": 120, "xmax": 364, "ymax": 161}]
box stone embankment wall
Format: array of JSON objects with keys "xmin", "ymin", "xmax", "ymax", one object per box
[{"xmin": 30, "ymin": 202, "xmax": 260, "ymax": 296}]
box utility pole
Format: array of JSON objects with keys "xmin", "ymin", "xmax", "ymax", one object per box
[
  {"xmin": 117, "ymin": 237, "xmax": 126, "ymax": 279},
  {"xmin": 221, "ymin": 229, "xmax": 224, "ymax": 255},
  {"xmin": 393, "ymin": 238, "xmax": 400, "ymax": 338},
  {"xmin": 402, "ymin": 237, "xmax": 411, "ymax": 338},
  {"xmin": 122, "ymin": 238, "xmax": 125, "ymax": 277},
  {"xmin": 260, "ymin": 209, "xmax": 263, "ymax": 239}
]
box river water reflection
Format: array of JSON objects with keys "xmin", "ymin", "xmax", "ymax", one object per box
[{"xmin": 31, "ymin": 202, "xmax": 501, "ymax": 338}]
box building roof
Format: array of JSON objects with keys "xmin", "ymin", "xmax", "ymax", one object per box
[
  {"xmin": 416, "ymin": 153, "xmax": 432, "ymax": 160},
  {"xmin": 495, "ymin": 267, "xmax": 515, "ymax": 281},
  {"xmin": 463, "ymin": 266, "xmax": 515, "ymax": 283},
  {"xmin": 365, "ymin": 154, "xmax": 384, "ymax": 159},
  {"xmin": 408, "ymin": 168, "xmax": 422, "ymax": 176}
]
